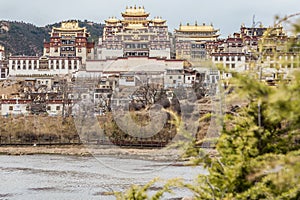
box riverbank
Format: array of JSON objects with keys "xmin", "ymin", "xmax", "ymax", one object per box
[
  {"xmin": 0, "ymin": 145, "xmax": 180, "ymax": 160},
  {"xmin": 0, "ymin": 145, "xmax": 217, "ymax": 162}
]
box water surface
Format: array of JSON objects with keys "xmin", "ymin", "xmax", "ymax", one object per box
[{"xmin": 0, "ymin": 154, "xmax": 207, "ymax": 199}]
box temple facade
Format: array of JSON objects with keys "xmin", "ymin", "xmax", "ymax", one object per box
[
  {"xmin": 97, "ymin": 6, "xmax": 171, "ymax": 60},
  {"xmin": 174, "ymin": 22, "xmax": 220, "ymax": 61},
  {"xmin": 43, "ymin": 20, "xmax": 94, "ymax": 64}
]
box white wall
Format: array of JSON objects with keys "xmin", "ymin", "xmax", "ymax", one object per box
[
  {"xmin": 98, "ymin": 49, "xmax": 123, "ymax": 60},
  {"xmin": 8, "ymin": 58, "xmax": 81, "ymax": 77},
  {"xmin": 1, "ymin": 103, "xmax": 29, "ymax": 116},
  {"xmin": 86, "ymin": 57, "xmax": 184, "ymax": 73},
  {"xmin": 149, "ymin": 48, "xmax": 171, "ymax": 59}
]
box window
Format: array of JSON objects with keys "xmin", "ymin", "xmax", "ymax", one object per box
[
  {"xmin": 9, "ymin": 106, "xmax": 13, "ymax": 111},
  {"xmin": 178, "ymin": 76, "xmax": 181, "ymax": 79},
  {"xmin": 169, "ymin": 76, "xmax": 173, "ymax": 79},
  {"xmin": 56, "ymin": 106, "xmax": 60, "ymax": 111},
  {"xmin": 173, "ymin": 80, "xmax": 176, "ymax": 84},
  {"xmin": 47, "ymin": 106, "xmax": 51, "ymax": 111}
]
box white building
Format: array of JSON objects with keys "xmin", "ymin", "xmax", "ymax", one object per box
[
  {"xmin": 211, "ymin": 53, "xmax": 247, "ymax": 74},
  {"xmin": 164, "ymin": 69, "xmax": 184, "ymax": 88},
  {"xmin": 0, "ymin": 99, "xmax": 30, "ymax": 116},
  {"xmin": 8, "ymin": 56, "xmax": 82, "ymax": 77},
  {"xmin": 46, "ymin": 100, "xmax": 64, "ymax": 116}
]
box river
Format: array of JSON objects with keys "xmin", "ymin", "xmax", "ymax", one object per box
[{"xmin": 0, "ymin": 154, "xmax": 207, "ymax": 199}]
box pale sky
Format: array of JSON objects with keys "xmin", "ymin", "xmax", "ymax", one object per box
[{"xmin": 0, "ymin": 0, "xmax": 299, "ymax": 37}]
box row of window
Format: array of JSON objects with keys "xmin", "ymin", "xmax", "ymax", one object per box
[
  {"xmin": 214, "ymin": 56, "xmax": 242, "ymax": 61},
  {"xmin": 12, "ymin": 64, "xmax": 78, "ymax": 70},
  {"xmin": 8, "ymin": 105, "xmax": 61, "ymax": 111}
]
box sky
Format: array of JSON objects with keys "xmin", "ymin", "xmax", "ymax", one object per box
[{"xmin": 0, "ymin": 0, "xmax": 299, "ymax": 37}]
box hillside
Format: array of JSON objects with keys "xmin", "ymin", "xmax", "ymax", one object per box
[{"xmin": 0, "ymin": 20, "xmax": 104, "ymax": 56}]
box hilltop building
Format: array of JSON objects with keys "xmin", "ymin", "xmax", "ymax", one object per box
[
  {"xmin": 208, "ymin": 23, "xmax": 300, "ymax": 82},
  {"xmin": 174, "ymin": 22, "xmax": 220, "ymax": 61},
  {"xmin": 97, "ymin": 6, "xmax": 171, "ymax": 59},
  {"xmin": 43, "ymin": 20, "xmax": 95, "ymax": 64}
]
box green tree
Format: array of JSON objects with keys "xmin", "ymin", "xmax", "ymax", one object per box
[{"xmin": 186, "ymin": 72, "xmax": 300, "ymax": 199}]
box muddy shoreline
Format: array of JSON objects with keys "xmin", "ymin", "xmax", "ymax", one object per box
[{"xmin": 0, "ymin": 145, "xmax": 188, "ymax": 161}]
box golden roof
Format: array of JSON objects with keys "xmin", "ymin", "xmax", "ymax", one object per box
[
  {"xmin": 177, "ymin": 23, "xmax": 218, "ymax": 32},
  {"xmin": 152, "ymin": 17, "xmax": 166, "ymax": 23},
  {"xmin": 53, "ymin": 20, "xmax": 85, "ymax": 31},
  {"xmin": 122, "ymin": 5, "xmax": 149, "ymax": 17},
  {"xmin": 105, "ymin": 17, "xmax": 119, "ymax": 23}
]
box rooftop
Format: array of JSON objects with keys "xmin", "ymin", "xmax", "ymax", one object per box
[
  {"xmin": 122, "ymin": 5, "xmax": 149, "ymax": 17},
  {"xmin": 176, "ymin": 22, "xmax": 219, "ymax": 32},
  {"xmin": 53, "ymin": 20, "xmax": 86, "ymax": 32}
]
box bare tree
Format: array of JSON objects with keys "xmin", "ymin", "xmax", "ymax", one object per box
[{"xmin": 131, "ymin": 83, "xmax": 166, "ymax": 110}]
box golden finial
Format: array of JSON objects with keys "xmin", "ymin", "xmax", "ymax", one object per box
[{"xmin": 134, "ymin": 5, "xmax": 136, "ymax": 9}]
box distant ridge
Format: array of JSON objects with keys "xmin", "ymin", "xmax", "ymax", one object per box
[{"xmin": 0, "ymin": 20, "xmax": 104, "ymax": 56}]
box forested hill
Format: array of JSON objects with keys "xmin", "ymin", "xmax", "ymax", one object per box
[{"xmin": 0, "ymin": 20, "xmax": 104, "ymax": 56}]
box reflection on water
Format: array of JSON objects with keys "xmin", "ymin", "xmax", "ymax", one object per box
[{"xmin": 0, "ymin": 154, "xmax": 207, "ymax": 199}]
